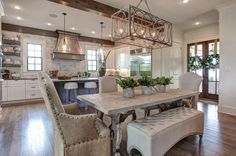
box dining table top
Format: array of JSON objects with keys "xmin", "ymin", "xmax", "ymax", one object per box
[{"xmin": 77, "ymin": 89, "xmax": 198, "ymax": 115}]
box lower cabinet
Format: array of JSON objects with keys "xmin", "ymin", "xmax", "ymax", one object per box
[
  {"xmin": 1, "ymin": 80, "xmax": 42, "ymax": 103},
  {"xmin": 7, "ymin": 83, "xmax": 26, "ymax": 101}
]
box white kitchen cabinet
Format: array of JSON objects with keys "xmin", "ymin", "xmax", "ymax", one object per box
[
  {"xmin": 115, "ymin": 46, "xmax": 130, "ymax": 69},
  {"xmin": 1, "ymin": 79, "xmax": 42, "ymax": 103},
  {"xmin": 2, "ymin": 81, "xmax": 8, "ymax": 101},
  {"xmin": 25, "ymin": 80, "xmax": 42, "ymax": 99},
  {"xmin": 7, "ymin": 80, "xmax": 26, "ymax": 101}
]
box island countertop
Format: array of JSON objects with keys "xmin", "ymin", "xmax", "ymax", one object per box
[{"xmin": 52, "ymin": 77, "xmax": 98, "ymax": 82}]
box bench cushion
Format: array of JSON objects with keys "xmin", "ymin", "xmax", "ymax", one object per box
[
  {"xmin": 129, "ymin": 107, "xmax": 202, "ymax": 137},
  {"xmin": 127, "ymin": 107, "xmax": 204, "ymax": 156}
]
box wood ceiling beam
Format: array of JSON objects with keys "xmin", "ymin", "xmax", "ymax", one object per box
[
  {"xmin": 48, "ymin": 0, "xmax": 119, "ymax": 18},
  {"xmin": 2, "ymin": 23, "xmax": 114, "ymax": 46}
]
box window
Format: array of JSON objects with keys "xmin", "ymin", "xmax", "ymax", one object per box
[
  {"xmin": 27, "ymin": 43, "xmax": 42, "ymax": 71},
  {"xmin": 87, "ymin": 49, "xmax": 97, "ymax": 71}
]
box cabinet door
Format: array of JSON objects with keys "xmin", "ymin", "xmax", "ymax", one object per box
[
  {"xmin": 115, "ymin": 46, "xmax": 130, "ymax": 69},
  {"xmin": 7, "ymin": 85, "xmax": 26, "ymax": 101},
  {"xmin": 2, "ymin": 85, "xmax": 8, "ymax": 101}
]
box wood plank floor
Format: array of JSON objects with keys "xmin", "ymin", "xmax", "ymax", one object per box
[{"xmin": 0, "ymin": 102, "xmax": 236, "ymax": 156}]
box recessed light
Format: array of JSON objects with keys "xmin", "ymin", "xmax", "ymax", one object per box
[
  {"xmin": 182, "ymin": 0, "xmax": 189, "ymax": 4},
  {"xmin": 14, "ymin": 5, "xmax": 21, "ymax": 10},
  {"xmin": 16, "ymin": 16, "xmax": 22, "ymax": 20},
  {"xmin": 91, "ymin": 31, "xmax": 96, "ymax": 34},
  {"xmin": 47, "ymin": 23, "xmax": 52, "ymax": 26},
  {"xmin": 108, "ymin": 34, "xmax": 112, "ymax": 37},
  {"xmin": 71, "ymin": 27, "xmax": 76, "ymax": 30},
  {"xmin": 195, "ymin": 22, "xmax": 200, "ymax": 25}
]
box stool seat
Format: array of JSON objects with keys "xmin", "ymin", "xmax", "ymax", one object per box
[
  {"xmin": 64, "ymin": 82, "xmax": 78, "ymax": 90},
  {"xmin": 84, "ymin": 82, "xmax": 97, "ymax": 89}
]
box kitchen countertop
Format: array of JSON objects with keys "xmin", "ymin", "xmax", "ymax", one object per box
[
  {"xmin": 52, "ymin": 77, "xmax": 98, "ymax": 82},
  {"xmin": 3, "ymin": 78, "xmax": 37, "ymax": 80}
]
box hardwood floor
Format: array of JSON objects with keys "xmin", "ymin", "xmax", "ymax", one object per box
[{"xmin": 1, "ymin": 102, "xmax": 236, "ymax": 156}]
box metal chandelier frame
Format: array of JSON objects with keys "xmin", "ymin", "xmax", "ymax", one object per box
[{"xmin": 111, "ymin": 0, "xmax": 172, "ymax": 49}]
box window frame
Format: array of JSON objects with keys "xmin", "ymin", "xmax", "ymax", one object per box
[
  {"xmin": 86, "ymin": 49, "xmax": 98, "ymax": 71},
  {"xmin": 27, "ymin": 43, "xmax": 43, "ymax": 71}
]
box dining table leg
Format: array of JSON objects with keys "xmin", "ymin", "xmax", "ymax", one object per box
[{"xmin": 111, "ymin": 113, "xmax": 122, "ymax": 156}]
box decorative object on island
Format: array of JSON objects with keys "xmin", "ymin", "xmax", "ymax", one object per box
[
  {"xmin": 154, "ymin": 76, "xmax": 173, "ymax": 93},
  {"xmin": 111, "ymin": 0, "xmax": 172, "ymax": 49},
  {"xmin": 138, "ymin": 75, "xmax": 155, "ymax": 95},
  {"xmin": 83, "ymin": 71, "xmax": 91, "ymax": 77},
  {"xmin": 116, "ymin": 77, "xmax": 139, "ymax": 98},
  {"xmin": 98, "ymin": 22, "xmax": 111, "ymax": 77}
]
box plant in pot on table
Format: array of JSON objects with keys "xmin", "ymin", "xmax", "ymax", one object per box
[
  {"xmin": 155, "ymin": 76, "xmax": 173, "ymax": 93},
  {"xmin": 138, "ymin": 75, "xmax": 155, "ymax": 95},
  {"xmin": 116, "ymin": 77, "xmax": 139, "ymax": 98}
]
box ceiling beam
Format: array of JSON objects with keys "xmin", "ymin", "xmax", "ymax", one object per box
[
  {"xmin": 2, "ymin": 23, "xmax": 114, "ymax": 46},
  {"xmin": 48, "ymin": 0, "xmax": 119, "ymax": 18}
]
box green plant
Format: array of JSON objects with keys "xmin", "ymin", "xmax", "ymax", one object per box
[
  {"xmin": 138, "ymin": 75, "xmax": 155, "ymax": 87},
  {"xmin": 116, "ymin": 77, "xmax": 139, "ymax": 89},
  {"xmin": 155, "ymin": 76, "xmax": 173, "ymax": 86},
  {"xmin": 188, "ymin": 56, "xmax": 203, "ymax": 71},
  {"xmin": 83, "ymin": 71, "xmax": 91, "ymax": 77},
  {"xmin": 205, "ymin": 54, "xmax": 219, "ymax": 69}
]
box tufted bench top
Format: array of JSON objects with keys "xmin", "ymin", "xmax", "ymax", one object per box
[{"xmin": 128, "ymin": 107, "xmax": 203, "ymax": 137}]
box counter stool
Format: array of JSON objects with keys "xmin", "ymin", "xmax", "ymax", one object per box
[
  {"xmin": 64, "ymin": 82, "xmax": 78, "ymax": 104},
  {"xmin": 84, "ymin": 81, "xmax": 97, "ymax": 94}
]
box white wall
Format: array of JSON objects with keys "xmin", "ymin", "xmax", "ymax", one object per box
[
  {"xmin": 218, "ymin": 4, "xmax": 236, "ymax": 116},
  {"xmin": 152, "ymin": 26, "xmax": 184, "ymax": 88},
  {"xmin": 183, "ymin": 24, "xmax": 219, "ymax": 72}
]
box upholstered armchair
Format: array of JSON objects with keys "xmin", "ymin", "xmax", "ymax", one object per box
[
  {"xmin": 179, "ymin": 72, "xmax": 203, "ymax": 108},
  {"xmin": 38, "ymin": 72, "xmax": 111, "ymax": 156}
]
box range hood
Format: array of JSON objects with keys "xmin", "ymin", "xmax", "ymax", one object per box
[{"xmin": 52, "ymin": 30, "xmax": 85, "ymax": 60}]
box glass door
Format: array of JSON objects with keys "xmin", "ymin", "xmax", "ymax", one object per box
[
  {"xmin": 188, "ymin": 43, "xmax": 204, "ymax": 95},
  {"xmin": 206, "ymin": 41, "xmax": 220, "ymax": 99},
  {"xmin": 187, "ymin": 39, "xmax": 220, "ymax": 100}
]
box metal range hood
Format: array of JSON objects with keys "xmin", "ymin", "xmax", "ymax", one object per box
[{"xmin": 52, "ymin": 30, "xmax": 85, "ymax": 61}]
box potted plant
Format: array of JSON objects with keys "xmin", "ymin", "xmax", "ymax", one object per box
[
  {"xmin": 138, "ymin": 75, "xmax": 155, "ymax": 95},
  {"xmin": 155, "ymin": 76, "xmax": 173, "ymax": 93},
  {"xmin": 116, "ymin": 77, "xmax": 139, "ymax": 98}
]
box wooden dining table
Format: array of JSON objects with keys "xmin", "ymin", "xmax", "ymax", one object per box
[{"xmin": 77, "ymin": 89, "xmax": 199, "ymax": 156}]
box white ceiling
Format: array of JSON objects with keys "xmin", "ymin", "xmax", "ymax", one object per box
[{"xmin": 2, "ymin": 0, "xmax": 235, "ymax": 38}]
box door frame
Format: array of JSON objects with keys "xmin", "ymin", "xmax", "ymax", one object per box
[{"xmin": 187, "ymin": 39, "xmax": 219, "ymax": 100}]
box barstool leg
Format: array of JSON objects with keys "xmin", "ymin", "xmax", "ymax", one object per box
[
  {"xmin": 65, "ymin": 90, "xmax": 69, "ymax": 104},
  {"xmin": 74, "ymin": 89, "xmax": 77, "ymax": 103}
]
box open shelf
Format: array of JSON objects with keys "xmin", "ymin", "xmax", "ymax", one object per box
[
  {"xmin": 2, "ymin": 39, "xmax": 21, "ymax": 46},
  {"xmin": 2, "ymin": 52, "xmax": 21, "ymax": 56},
  {"xmin": 2, "ymin": 63, "xmax": 21, "ymax": 67}
]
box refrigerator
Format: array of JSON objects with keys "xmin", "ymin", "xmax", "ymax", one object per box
[{"xmin": 130, "ymin": 48, "xmax": 152, "ymax": 77}]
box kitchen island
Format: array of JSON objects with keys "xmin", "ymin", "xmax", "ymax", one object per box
[{"xmin": 52, "ymin": 77, "xmax": 99, "ymax": 104}]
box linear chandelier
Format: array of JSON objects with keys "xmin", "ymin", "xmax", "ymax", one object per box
[{"xmin": 111, "ymin": 0, "xmax": 172, "ymax": 49}]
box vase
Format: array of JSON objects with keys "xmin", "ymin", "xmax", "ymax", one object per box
[
  {"xmin": 99, "ymin": 62, "xmax": 106, "ymax": 77},
  {"xmin": 99, "ymin": 67, "xmax": 106, "ymax": 77},
  {"xmin": 123, "ymin": 88, "xmax": 135, "ymax": 98},
  {"xmin": 159, "ymin": 85, "xmax": 167, "ymax": 93},
  {"xmin": 142, "ymin": 86, "xmax": 153, "ymax": 95}
]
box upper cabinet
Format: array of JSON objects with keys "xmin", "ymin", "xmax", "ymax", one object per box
[{"xmin": 115, "ymin": 46, "xmax": 130, "ymax": 69}]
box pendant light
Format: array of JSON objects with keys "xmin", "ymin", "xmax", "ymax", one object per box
[
  {"xmin": 62, "ymin": 12, "xmax": 67, "ymax": 51},
  {"xmin": 99, "ymin": 22, "xmax": 105, "ymax": 60}
]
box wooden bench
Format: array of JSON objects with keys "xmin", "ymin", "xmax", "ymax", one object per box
[{"xmin": 127, "ymin": 107, "xmax": 204, "ymax": 156}]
